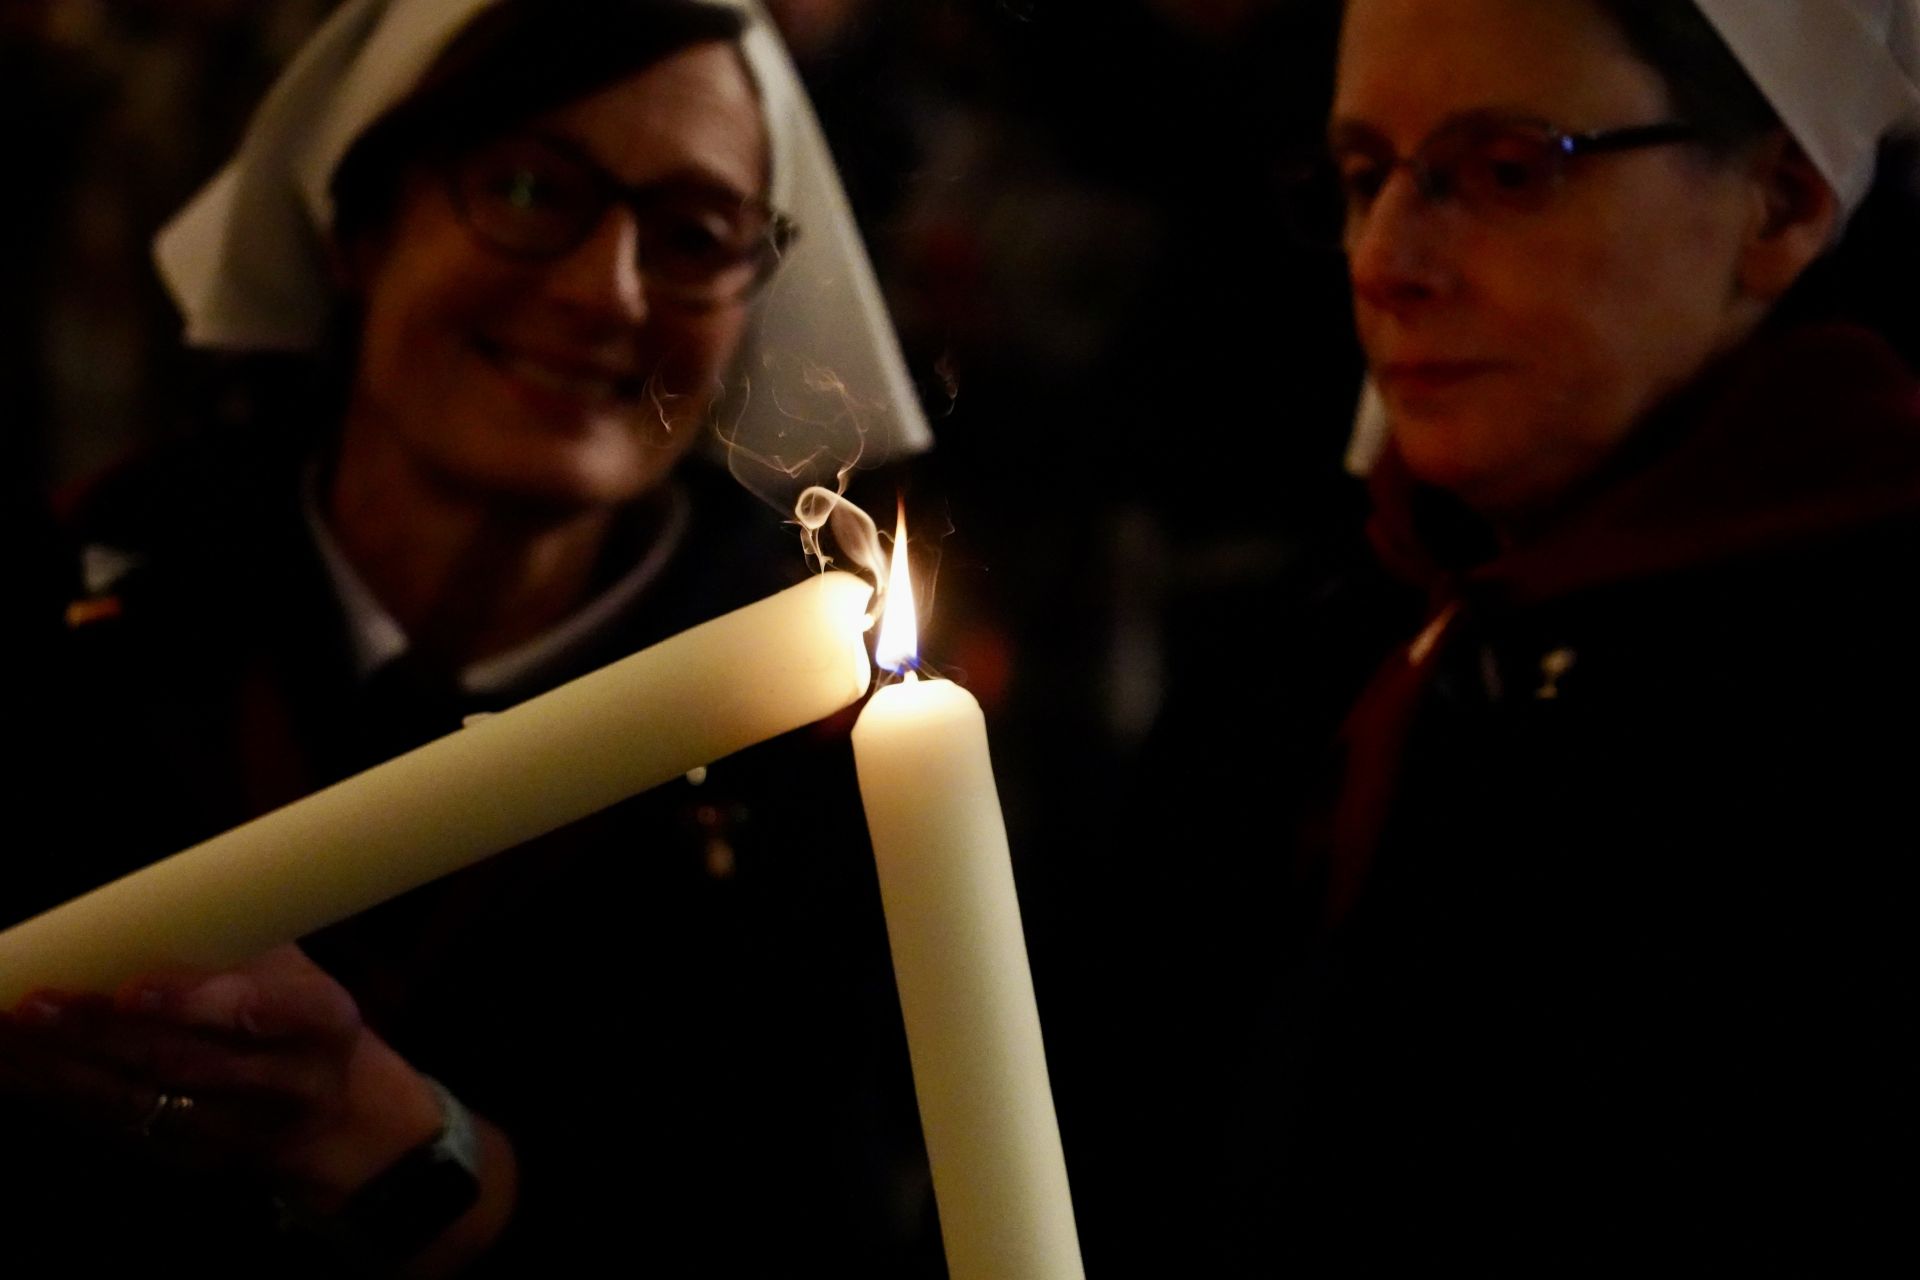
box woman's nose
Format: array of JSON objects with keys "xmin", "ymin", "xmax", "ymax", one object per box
[
  {"xmin": 543, "ymin": 207, "xmax": 649, "ymax": 324},
  {"xmin": 1345, "ymin": 170, "xmax": 1452, "ymax": 311}
]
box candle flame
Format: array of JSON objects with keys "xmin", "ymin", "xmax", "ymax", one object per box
[{"xmin": 874, "ymin": 502, "xmax": 919, "ymax": 675}]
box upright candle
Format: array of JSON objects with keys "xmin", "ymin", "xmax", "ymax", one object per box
[
  {"xmin": 850, "ymin": 513, "xmax": 1083, "ymax": 1280},
  {"xmin": 0, "ymin": 571, "xmax": 873, "ymax": 1005}
]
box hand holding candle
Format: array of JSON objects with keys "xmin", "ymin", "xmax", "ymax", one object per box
[{"xmin": 851, "ymin": 509, "xmax": 1084, "ymax": 1280}]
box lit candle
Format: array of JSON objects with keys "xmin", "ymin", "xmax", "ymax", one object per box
[
  {"xmin": 851, "ymin": 510, "xmax": 1084, "ymax": 1280},
  {"xmin": 0, "ymin": 571, "xmax": 873, "ymax": 1005}
]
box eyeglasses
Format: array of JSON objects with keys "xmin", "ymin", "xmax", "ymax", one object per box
[
  {"xmin": 445, "ymin": 133, "xmax": 798, "ymax": 306},
  {"xmin": 1290, "ymin": 114, "xmax": 1699, "ymax": 248}
]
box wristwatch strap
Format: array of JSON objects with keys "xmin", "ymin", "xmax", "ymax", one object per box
[{"xmin": 332, "ymin": 1075, "xmax": 484, "ymax": 1262}]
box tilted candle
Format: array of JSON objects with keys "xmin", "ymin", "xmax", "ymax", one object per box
[
  {"xmin": 0, "ymin": 571, "xmax": 873, "ymax": 1005},
  {"xmin": 850, "ymin": 513, "xmax": 1084, "ymax": 1280}
]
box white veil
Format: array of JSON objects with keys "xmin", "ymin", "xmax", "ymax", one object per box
[{"xmin": 152, "ymin": 0, "xmax": 931, "ymax": 491}]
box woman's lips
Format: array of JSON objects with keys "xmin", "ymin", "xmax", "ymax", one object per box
[
  {"xmin": 474, "ymin": 336, "xmax": 646, "ymax": 409},
  {"xmin": 1375, "ymin": 360, "xmax": 1507, "ymax": 397}
]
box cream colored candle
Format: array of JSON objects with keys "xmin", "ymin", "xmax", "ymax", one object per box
[
  {"xmin": 0, "ymin": 571, "xmax": 872, "ymax": 1005},
  {"xmin": 850, "ymin": 514, "xmax": 1083, "ymax": 1280}
]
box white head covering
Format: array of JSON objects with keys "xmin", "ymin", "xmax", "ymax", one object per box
[
  {"xmin": 1694, "ymin": 0, "xmax": 1920, "ymax": 218},
  {"xmin": 152, "ymin": 0, "xmax": 930, "ymax": 486},
  {"xmin": 1346, "ymin": 0, "xmax": 1920, "ymax": 476}
]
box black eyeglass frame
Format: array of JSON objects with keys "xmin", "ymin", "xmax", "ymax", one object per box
[
  {"xmin": 1287, "ymin": 115, "xmax": 1703, "ymax": 251},
  {"xmin": 442, "ymin": 132, "xmax": 800, "ymax": 304},
  {"xmin": 1389, "ymin": 118, "xmax": 1701, "ymax": 201}
]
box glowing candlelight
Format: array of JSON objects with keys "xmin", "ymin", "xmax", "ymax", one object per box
[
  {"xmin": 851, "ymin": 510, "xmax": 1084, "ymax": 1280},
  {"xmin": 0, "ymin": 572, "xmax": 874, "ymax": 1005},
  {"xmin": 873, "ymin": 502, "xmax": 920, "ymax": 675}
]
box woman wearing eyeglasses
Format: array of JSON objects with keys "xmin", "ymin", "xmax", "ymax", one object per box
[
  {"xmin": 1198, "ymin": 0, "xmax": 1920, "ymax": 1270},
  {"xmin": 0, "ymin": 1, "xmax": 934, "ymax": 1275}
]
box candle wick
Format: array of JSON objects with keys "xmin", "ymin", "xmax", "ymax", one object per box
[{"xmin": 902, "ymin": 669, "xmax": 920, "ymax": 685}]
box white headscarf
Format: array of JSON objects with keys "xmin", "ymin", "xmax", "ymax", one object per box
[
  {"xmin": 152, "ymin": 0, "xmax": 930, "ymax": 485},
  {"xmin": 1346, "ymin": 0, "xmax": 1920, "ymax": 475},
  {"xmin": 1694, "ymin": 0, "xmax": 1920, "ymax": 218}
]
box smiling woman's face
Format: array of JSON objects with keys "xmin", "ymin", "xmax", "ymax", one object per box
[
  {"xmin": 343, "ymin": 40, "xmax": 765, "ymax": 511},
  {"xmin": 1335, "ymin": 0, "xmax": 1770, "ymax": 519}
]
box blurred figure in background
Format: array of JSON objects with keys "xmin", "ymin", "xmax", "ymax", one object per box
[{"xmin": 1, "ymin": 1, "xmax": 936, "ymax": 1275}]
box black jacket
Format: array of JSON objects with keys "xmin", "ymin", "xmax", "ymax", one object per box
[{"xmin": 1272, "ymin": 324, "xmax": 1920, "ymax": 1271}]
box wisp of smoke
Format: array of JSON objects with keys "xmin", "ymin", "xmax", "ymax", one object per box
[
  {"xmin": 716, "ymin": 350, "xmax": 882, "ymax": 515},
  {"xmin": 793, "ymin": 485, "xmax": 887, "ymax": 620}
]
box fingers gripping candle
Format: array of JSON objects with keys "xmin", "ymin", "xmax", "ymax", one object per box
[
  {"xmin": 851, "ymin": 508, "xmax": 1084, "ymax": 1280},
  {"xmin": 0, "ymin": 572, "xmax": 873, "ymax": 1005}
]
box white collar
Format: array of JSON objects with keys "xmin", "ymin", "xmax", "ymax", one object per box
[{"xmin": 301, "ymin": 470, "xmax": 689, "ymax": 696}]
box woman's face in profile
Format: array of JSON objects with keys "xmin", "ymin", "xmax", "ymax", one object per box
[
  {"xmin": 1334, "ymin": 0, "xmax": 1766, "ymax": 519},
  {"xmin": 345, "ymin": 40, "xmax": 767, "ymax": 510}
]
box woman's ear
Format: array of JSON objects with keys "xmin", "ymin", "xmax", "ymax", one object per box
[{"xmin": 1737, "ymin": 132, "xmax": 1840, "ymax": 301}]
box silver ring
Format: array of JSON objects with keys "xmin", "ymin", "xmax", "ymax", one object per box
[{"xmin": 136, "ymin": 1090, "xmax": 196, "ymax": 1139}]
